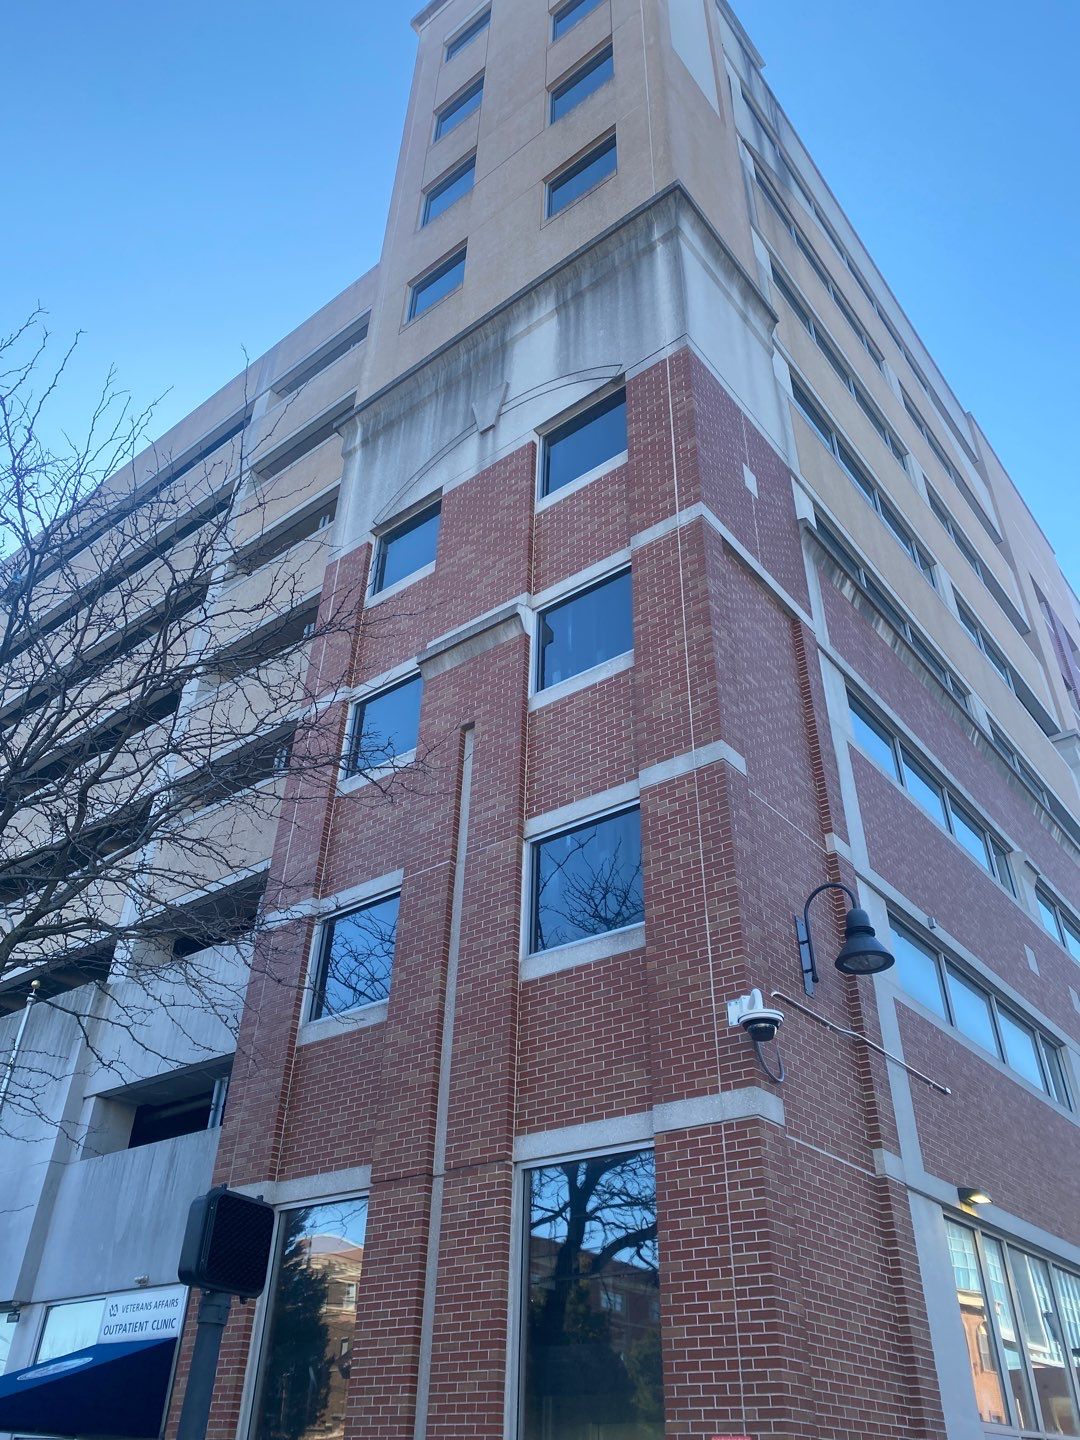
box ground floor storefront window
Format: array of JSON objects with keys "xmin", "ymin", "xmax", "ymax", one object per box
[
  {"xmin": 523, "ymin": 1147, "xmax": 663, "ymax": 1440},
  {"xmin": 252, "ymin": 1197, "xmax": 367, "ymax": 1440}
]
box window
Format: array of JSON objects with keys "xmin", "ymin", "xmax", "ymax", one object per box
[
  {"xmin": 252, "ymin": 1198, "xmax": 367, "ymax": 1440},
  {"xmin": 433, "ymin": 76, "xmax": 483, "ymax": 140},
  {"xmin": 546, "ymin": 134, "xmax": 617, "ymax": 216},
  {"xmin": 523, "ymin": 1149, "xmax": 662, "ymax": 1439},
  {"xmin": 272, "ymin": 317, "xmax": 369, "ymax": 399},
  {"xmin": 1036, "ymin": 888, "xmax": 1080, "ymax": 962},
  {"xmin": 956, "ymin": 597, "xmax": 1013, "ymax": 686},
  {"xmin": 947, "ymin": 1220, "xmax": 1080, "ymax": 1434},
  {"xmin": 903, "ymin": 388, "xmax": 963, "ymax": 487},
  {"xmin": 372, "ymin": 502, "xmax": 441, "ymax": 593},
  {"xmin": 551, "ymin": 0, "xmax": 606, "ymax": 40},
  {"xmin": 789, "ymin": 378, "xmax": 927, "ymax": 578},
  {"xmin": 550, "ymin": 45, "xmax": 613, "ymax": 122},
  {"xmin": 422, "ymin": 155, "xmax": 476, "ymax": 225},
  {"xmin": 817, "ymin": 533, "xmax": 968, "ymax": 707},
  {"xmin": 36, "ymin": 1298, "xmax": 107, "ymax": 1363},
  {"xmin": 531, "ymin": 805, "xmax": 643, "ymax": 952},
  {"xmin": 537, "ymin": 569, "xmax": 632, "ymax": 689},
  {"xmin": 890, "ymin": 920, "xmax": 1070, "ymax": 1105},
  {"xmin": 345, "ymin": 676, "xmax": 422, "ymax": 776},
  {"xmin": 445, "ymin": 7, "xmax": 489, "ymax": 60},
  {"xmin": 847, "ymin": 694, "xmax": 1014, "ymax": 894},
  {"xmin": 408, "ymin": 249, "xmax": 467, "ymax": 319},
  {"xmin": 989, "ymin": 722, "xmax": 1049, "ymax": 807},
  {"xmin": 541, "ymin": 388, "xmax": 626, "ymax": 497},
  {"xmin": 311, "ymin": 893, "xmax": 399, "ymax": 1018}
]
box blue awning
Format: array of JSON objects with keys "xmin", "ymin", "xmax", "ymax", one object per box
[{"xmin": 0, "ymin": 1337, "xmax": 175, "ymax": 1438}]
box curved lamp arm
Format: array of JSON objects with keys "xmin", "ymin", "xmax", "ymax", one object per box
[{"xmin": 795, "ymin": 882, "xmax": 857, "ymax": 996}]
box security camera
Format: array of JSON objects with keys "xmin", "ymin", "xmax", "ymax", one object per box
[{"xmin": 738, "ymin": 1006, "xmax": 784, "ymax": 1044}]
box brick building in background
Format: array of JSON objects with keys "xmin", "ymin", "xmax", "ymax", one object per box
[{"xmin": 2, "ymin": 1, "xmax": 1079, "ymax": 1438}]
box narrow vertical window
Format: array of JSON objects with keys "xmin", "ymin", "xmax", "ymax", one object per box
[
  {"xmin": 252, "ymin": 1199, "xmax": 368, "ymax": 1440},
  {"xmin": 945, "ymin": 1221, "xmax": 1010, "ymax": 1426},
  {"xmin": 524, "ymin": 1149, "xmax": 662, "ymax": 1439},
  {"xmin": 1008, "ymin": 1249, "xmax": 1080, "ymax": 1434}
]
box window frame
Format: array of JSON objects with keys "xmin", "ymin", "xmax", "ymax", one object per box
[
  {"xmin": 342, "ymin": 673, "xmax": 423, "ymax": 781},
  {"xmin": 947, "ymin": 1217, "xmax": 1080, "ymax": 1434},
  {"xmin": 545, "ymin": 132, "xmax": 617, "ymax": 217},
  {"xmin": 534, "ymin": 564, "xmax": 633, "ymax": 694},
  {"xmin": 370, "ymin": 499, "xmax": 442, "ymax": 596},
  {"xmin": 538, "ymin": 384, "xmax": 627, "ymax": 500},
  {"xmin": 432, "ymin": 74, "xmax": 484, "ymax": 142},
  {"xmin": 889, "ymin": 918, "xmax": 1071, "ymax": 1106},
  {"xmin": 421, "ymin": 153, "xmax": 477, "ymax": 227},
  {"xmin": 549, "ymin": 43, "xmax": 614, "ymax": 123},
  {"xmin": 1036, "ymin": 886, "xmax": 1080, "ymax": 963},
  {"xmin": 444, "ymin": 6, "xmax": 490, "ymax": 61},
  {"xmin": 551, "ymin": 0, "xmax": 606, "ymax": 41},
  {"xmin": 308, "ymin": 890, "xmax": 401, "ymax": 1021},
  {"xmin": 527, "ymin": 800, "xmax": 644, "ymax": 956},
  {"xmin": 847, "ymin": 693, "xmax": 1015, "ymax": 895},
  {"xmin": 407, "ymin": 248, "xmax": 468, "ymax": 321}
]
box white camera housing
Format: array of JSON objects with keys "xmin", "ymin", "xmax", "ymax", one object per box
[{"xmin": 738, "ymin": 1006, "xmax": 784, "ymax": 1044}]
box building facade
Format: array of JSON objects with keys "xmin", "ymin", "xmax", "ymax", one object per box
[{"xmin": 2, "ymin": 1, "xmax": 1079, "ymax": 1438}]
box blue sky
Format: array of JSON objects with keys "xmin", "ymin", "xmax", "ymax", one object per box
[{"xmin": 3, "ymin": 0, "xmax": 1076, "ymax": 587}]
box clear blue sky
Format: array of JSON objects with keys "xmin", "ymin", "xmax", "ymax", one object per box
[{"xmin": 3, "ymin": 1, "xmax": 1076, "ymax": 587}]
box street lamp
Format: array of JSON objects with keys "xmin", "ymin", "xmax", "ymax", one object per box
[{"xmin": 795, "ymin": 883, "xmax": 894, "ymax": 996}]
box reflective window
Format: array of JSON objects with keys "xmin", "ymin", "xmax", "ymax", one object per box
[
  {"xmin": 982, "ymin": 1236, "xmax": 1038, "ymax": 1430},
  {"xmin": 36, "ymin": 1298, "xmax": 105, "ymax": 1362},
  {"xmin": 552, "ymin": 0, "xmax": 606, "ymax": 40},
  {"xmin": 433, "ymin": 76, "xmax": 483, "ymax": 140},
  {"xmin": 1055, "ymin": 1268, "xmax": 1080, "ymax": 1400},
  {"xmin": 373, "ymin": 503, "xmax": 441, "ymax": 593},
  {"xmin": 524, "ymin": 1149, "xmax": 662, "ymax": 1440},
  {"xmin": 537, "ymin": 569, "xmax": 632, "ymax": 690},
  {"xmin": 532, "ymin": 807, "xmax": 643, "ymax": 952},
  {"xmin": 408, "ymin": 249, "xmax": 467, "ymax": 319},
  {"xmin": 1009, "ymin": 1249, "xmax": 1080, "ymax": 1435},
  {"xmin": 848, "ymin": 698, "xmax": 898, "ymax": 778},
  {"xmin": 946, "ymin": 1222, "xmax": 1009, "ymax": 1425},
  {"xmin": 445, "ymin": 8, "xmax": 489, "ymax": 60},
  {"xmin": 945, "ymin": 967, "xmax": 1000, "ymax": 1057},
  {"xmin": 312, "ymin": 893, "xmax": 399, "ymax": 1018},
  {"xmin": 550, "ymin": 45, "xmax": 614, "ymax": 122},
  {"xmin": 997, "ymin": 1010, "xmax": 1046, "ymax": 1092},
  {"xmin": 547, "ymin": 135, "xmax": 617, "ymax": 216},
  {"xmin": 346, "ymin": 676, "xmax": 422, "ymax": 776},
  {"xmin": 253, "ymin": 1199, "xmax": 367, "ymax": 1440},
  {"xmin": 949, "ymin": 802, "xmax": 991, "ymax": 870},
  {"xmin": 423, "ymin": 155, "xmax": 476, "ymax": 225},
  {"xmin": 900, "ymin": 750, "xmax": 947, "ymax": 826},
  {"xmin": 891, "ymin": 926, "xmax": 947, "ymax": 1018},
  {"xmin": 542, "ymin": 389, "xmax": 626, "ymax": 497}
]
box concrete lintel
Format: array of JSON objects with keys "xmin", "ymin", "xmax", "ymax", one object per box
[
  {"xmin": 640, "ymin": 739, "xmax": 747, "ymax": 789},
  {"xmin": 418, "ymin": 602, "xmax": 527, "ymax": 678},
  {"xmin": 233, "ymin": 1164, "xmax": 372, "ymax": 1208}
]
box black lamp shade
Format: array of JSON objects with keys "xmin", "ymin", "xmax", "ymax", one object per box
[{"xmin": 834, "ymin": 907, "xmax": 895, "ymax": 976}]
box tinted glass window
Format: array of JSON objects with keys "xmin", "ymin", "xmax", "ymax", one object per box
[
  {"xmin": 313, "ymin": 894, "xmax": 399, "ymax": 1018},
  {"xmin": 945, "ymin": 1222, "xmax": 1009, "ymax": 1426},
  {"xmin": 542, "ymin": 389, "xmax": 626, "ymax": 496},
  {"xmin": 982, "ymin": 1238, "xmax": 1037, "ymax": 1429},
  {"xmin": 891, "ymin": 928, "xmax": 946, "ymax": 1018},
  {"xmin": 253, "ymin": 1199, "xmax": 367, "ymax": 1440},
  {"xmin": 538, "ymin": 570, "xmax": 632, "ymax": 689},
  {"xmin": 997, "ymin": 1011, "xmax": 1046, "ymax": 1091},
  {"xmin": 949, "ymin": 802, "xmax": 991, "ymax": 870},
  {"xmin": 552, "ymin": 0, "xmax": 605, "ymax": 39},
  {"xmin": 446, "ymin": 8, "xmax": 489, "ymax": 59},
  {"xmin": 1062, "ymin": 916, "xmax": 1080, "ymax": 961},
  {"xmin": 945, "ymin": 967, "xmax": 1000, "ymax": 1057},
  {"xmin": 409, "ymin": 250, "xmax": 467, "ymax": 319},
  {"xmin": 1009, "ymin": 1250, "xmax": 1080, "ymax": 1434},
  {"xmin": 434, "ymin": 76, "xmax": 483, "ymax": 139},
  {"xmin": 900, "ymin": 751, "xmax": 947, "ymax": 826},
  {"xmin": 423, "ymin": 156, "xmax": 475, "ymax": 225},
  {"xmin": 347, "ymin": 677, "xmax": 422, "ymax": 775},
  {"xmin": 1043, "ymin": 1043, "xmax": 1071, "ymax": 1107},
  {"xmin": 524, "ymin": 1149, "xmax": 662, "ymax": 1440},
  {"xmin": 848, "ymin": 697, "xmax": 898, "ymax": 777},
  {"xmin": 532, "ymin": 807, "xmax": 643, "ymax": 952},
  {"xmin": 1037, "ymin": 893, "xmax": 1062, "ymax": 939},
  {"xmin": 374, "ymin": 504, "xmax": 441, "ymax": 592},
  {"xmin": 547, "ymin": 135, "xmax": 617, "ymax": 216},
  {"xmin": 551, "ymin": 45, "xmax": 614, "ymax": 122}
]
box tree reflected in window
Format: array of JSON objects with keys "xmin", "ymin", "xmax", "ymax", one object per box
[
  {"xmin": 253, "ymin": 1199, "xmax": 367, "ymax": 1440},
  {"xmin": 312, "ymin": 895, "xmax": 399, "ymax": 1019},
  {"xmin": 524, "ymin": 1149, "xmax": 663, "ymax": 1439},
  {"xmin": 532, "ymin": 808, "xmax": 643, "ymax": 953}
]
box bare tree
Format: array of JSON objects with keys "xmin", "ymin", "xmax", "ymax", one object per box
[{"xmin": 0, "ymin": 313, "xmax": 409, "ymax": 1132}]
